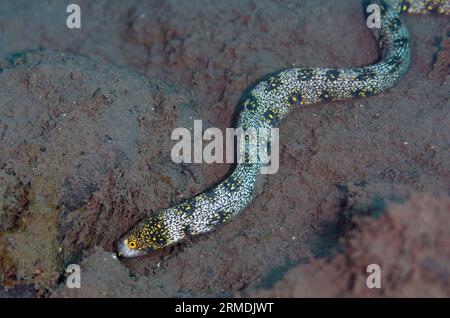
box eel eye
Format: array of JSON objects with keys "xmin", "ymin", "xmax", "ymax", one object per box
[{"xmin": 127, "ymin": 241, "xmax": 137, "ymax": 249}]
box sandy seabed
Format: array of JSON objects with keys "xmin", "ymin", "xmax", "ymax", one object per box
[{"xmin": 0, "ymin": 0, "xmax": 449, "ymax": 297}]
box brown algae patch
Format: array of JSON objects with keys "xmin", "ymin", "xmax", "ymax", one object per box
[
  {"xmin": 1, "ymin": 174, "xmax": 60, "ymax": 291},
  {"xmin": 0, "ymin": 234, "xmax": 17, "ymax": 287}
]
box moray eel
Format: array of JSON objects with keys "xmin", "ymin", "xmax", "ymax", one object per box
[{"xmin": 117, "ymin": 0, "xmax": 449, "ymax": 257}]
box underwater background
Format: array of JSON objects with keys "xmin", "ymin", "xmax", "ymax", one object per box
[{"xmin": 0, "ymin": 0, "xmax": 449, "ymax": 297}]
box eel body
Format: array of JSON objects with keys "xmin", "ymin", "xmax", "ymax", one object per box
[{"xmin": 117, "ymin": 0, "xmax": 449, "ymax": 257}]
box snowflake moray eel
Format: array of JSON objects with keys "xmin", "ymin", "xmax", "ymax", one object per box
[{"xmin": 117, "ymin": 0, "xmax": 449, "ymax": 257}]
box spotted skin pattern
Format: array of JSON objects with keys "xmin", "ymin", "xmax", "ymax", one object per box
[
  {"xmin": 392, "ymin": 0, "xmax": 450, "ymax": 14},
  {"xmin": 116, "ymin": 0, "xmax": 449, "ymax": 257}
]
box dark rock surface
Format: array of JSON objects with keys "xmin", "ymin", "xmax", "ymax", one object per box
[{"xmin": 251, "ymin": 194, "xmax": 450, "ymax": 297}]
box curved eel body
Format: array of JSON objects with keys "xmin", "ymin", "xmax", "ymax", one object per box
[{"xmin": 117, "ymin": 0, "xmax": 449, "ymax": 257}]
